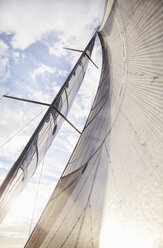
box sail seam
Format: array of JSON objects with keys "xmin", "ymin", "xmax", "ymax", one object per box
[
  {"xmin": 58, "ymin": 149, "xmax": 102, "ymax": 248},
  {"xmin": 45, "ymin": 150, "xmax": 101, "ymax": 247}
]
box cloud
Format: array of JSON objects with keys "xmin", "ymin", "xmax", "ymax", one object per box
[
  {"xmin": 28, "ymin": 63, "xmax": 68, "ymax": 103},
  {"xmin": 49, "ymin": 39, "xmax": 68, "ymax": 58},
  {"xmin": 0, "ymin": 96, "xmax": 47, "ymax": 167},
  {"xmin": 57, "ymin": 69, "xmax": 68, "ymax": 77},
  {"xmin": 0, "ymin": 105, "xmax": 31, "ymax": 155},
  {"xmin": 0, "ymin": 39, "xmax": 8, "ymax": 56},
  {"xmin": 46, "ymin": 81, "xmax": 61, "ymax": 96},
  {"xmin": 0, "ymin": 58, "xmax": 9, "ymax": 80},
  {"xmin": 0, "ymin": 39, "xmax": 10, "ymax": 83},
  {"xmin": 0, "ymin": 0, "xmax": 105, "ymax": 50},
  {"xmin": 30, "ymin": 63, "xmax": 56, "ymax": 81},
  {"xmin": 30, "ymin": 63, "xmax": 68, "ymax": 83},
  {"xmin": 12, "ymin": 51, "xmax": 25, "ymax": 64}
]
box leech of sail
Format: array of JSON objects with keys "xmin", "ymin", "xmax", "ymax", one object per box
[{"xmin": 3, "ymin": 95, "xmax": 81, "ymax": 135}]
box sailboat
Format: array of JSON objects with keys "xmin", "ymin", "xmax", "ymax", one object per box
[{"xmin": 1, "ymin": 0, "xmax": 163, "ymax": 247}]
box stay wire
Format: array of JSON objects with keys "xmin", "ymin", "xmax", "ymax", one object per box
[
  {"xmin": 0, "ymin": 77, "xmax": 32, "ymax": 101},
  {"xmin": 28, "ymin": 121, "xmax": 52, "ymax": 236},
  {"xmin": 10, "ymin": 77, "xmax": 33, "ymax": 95},
  {"xmin": 0, "ymin": 109, "xmax": 45, "ymax": 150}
]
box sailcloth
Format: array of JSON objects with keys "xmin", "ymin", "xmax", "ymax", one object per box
[
  {"xmin": 25, "ymin": 0, "xmax": 163, "ymax": 247},
  {"xmin": 0, "ymin": 34, "xmax": 96, "ymax": 223}
]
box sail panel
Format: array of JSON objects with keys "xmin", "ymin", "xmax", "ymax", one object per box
[
  {"xmin": 0, "ymin": 34, "xmax": 96, "ymax": 223},
  {"xmin": 25, "ymin": 31, "xmax": 111, "ymax": 248},
  {"xmin": 26, "ymin": 0, "xmax": 163, "ymax": 247}
]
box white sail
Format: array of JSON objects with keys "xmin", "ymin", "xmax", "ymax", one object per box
[
  {"xmin": 25, "ymin": 0, "xmax": 163, "ymax": 247},
  {"xmin": 0, "ymin": 34, "xmax": 96, "ymax": 223}
]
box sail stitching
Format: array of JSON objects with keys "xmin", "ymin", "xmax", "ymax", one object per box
[
  {"xmin": 67, "ymin": 89, "xmax": 110, "ymax": 166},
  {"xmin": 84, "ymin": 95, "xmax": 108, "ymax": 130},
  {"xmin": 46, "ymin": 150, "xmax": 101, "ymax": 247},
  {"xmin": 104, "ymin": 142, "xmax": 122, "ymax": 209},
  {"xmin": 88, "ymin": 201, "xmax": 94, "ymax": 248},
  {"xmin": 119, "ymin": 107, "xmax": 162, "ymax": 181},
  {"xmin": 58, "ymin": 149, "xmax": 102, "ymax": 248},
  {"xmin": 74, "ymin": 209, "xmax": 87, "ymax": 248},
  {"xmin": 91, "ymin": 90, "xmax": 107, "ymax": 111},
  {"xmin": 60, "ymin": 206, "xmax": 87, "ymax": 248}
]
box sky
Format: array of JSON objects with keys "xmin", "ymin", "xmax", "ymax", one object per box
[{"xmin": 0, "ymin": 0, "xmax": 105, "ymax": 247}]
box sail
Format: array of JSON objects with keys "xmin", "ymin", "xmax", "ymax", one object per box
[
  {"xmin": 24, "ymin": 0, "xmax": 163, "ymax": 247},
  {"xmin": 0, "ymin": 34, "xmax": 96, "ymax": 223}
]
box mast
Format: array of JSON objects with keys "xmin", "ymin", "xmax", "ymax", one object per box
[
  {"xmin": 25, "ymin": 0, "xmax": 163, "ymax": 247},
  {"xmin": 0, "ymin": 33, "xmax": 96, "ymax": 223}
]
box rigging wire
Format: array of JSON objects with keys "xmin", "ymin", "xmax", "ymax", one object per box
[
  {"xmin": 28, "ymin": 120, "xmax": 52, "ymax": 236},
  {"xmin": 0, "ymin": 78, "xmax": 7, "ymax": 100},
  {"xmin": 0, "ymin": 95, "xmax": 4, "ymax": 101},
  {"xmin": 46, "ymin": 151, "xmax": 101, "ymax": 247},
  {"xmin": 28, "ymin": 157, "xmax": 45, "ymax": 236},
  {"xmin": 0, "ymin": 77, "xmax": 31, "ymax": 101},
  {"xmin": 0, "ymin": 109, "xmax": 45, "ymax": 150}
]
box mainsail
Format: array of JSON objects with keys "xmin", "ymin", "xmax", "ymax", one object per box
[
  {"xmin": 0, "ymin": 34, "xmax": 96, "ymax": 223},
  {"xmin": 25, "ymin": 0, "xmax": 163, "ymax": 247}
]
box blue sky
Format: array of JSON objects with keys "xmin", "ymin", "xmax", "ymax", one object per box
[{"xmin": 0, "ymin": 0, "xmax": 105, "ymax": 247}]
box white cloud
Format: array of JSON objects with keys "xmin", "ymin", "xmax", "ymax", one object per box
[
  {"xmin": 49, "ymin": 40, "xmax": 68, "ymax": 57},
  {"xmin": 0, "ymin": 0, "xmax": 105, "ymax": 50},
  {"xmin": 12, "ymin": 51, "xmax": 25, "ymax": 64},
  {"xmin": 0, "ymin": 96, "xmax": 46, "ymax": 165},
  {"xmin": 0, "ymin": 40, "xmax": 8, "ymax": 56},
  {"xmin": 28, "ymin": 65, "xmax": 68, "ymax": 105},
  {"xmin": 0, "ymin": 40, "xmax": 10, "ymax": 83},
  {"xmin": 0, "ymin": 105, "xmax": 31, "ymax": 154},
  {"xmin": 30, "ymin": 63, "xmax": 68, "ymax": 82},
  {"xmin": 57, "ymin": 69, "xmax": 68, "ymax": 77},
  {"xmin": 30, "ymin": 63, "xmax": 56, "ymax": 81},
  {"xmin": 49, "ymin": 81, "xmax": 61, "ymax": 95},
  {"xmin": 0, "ymin": 57, "xmax": 9, "ymax": 77},
  {"xmin": 12, "ymin": 52, "xmax": 19, "ymax": 63}
]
